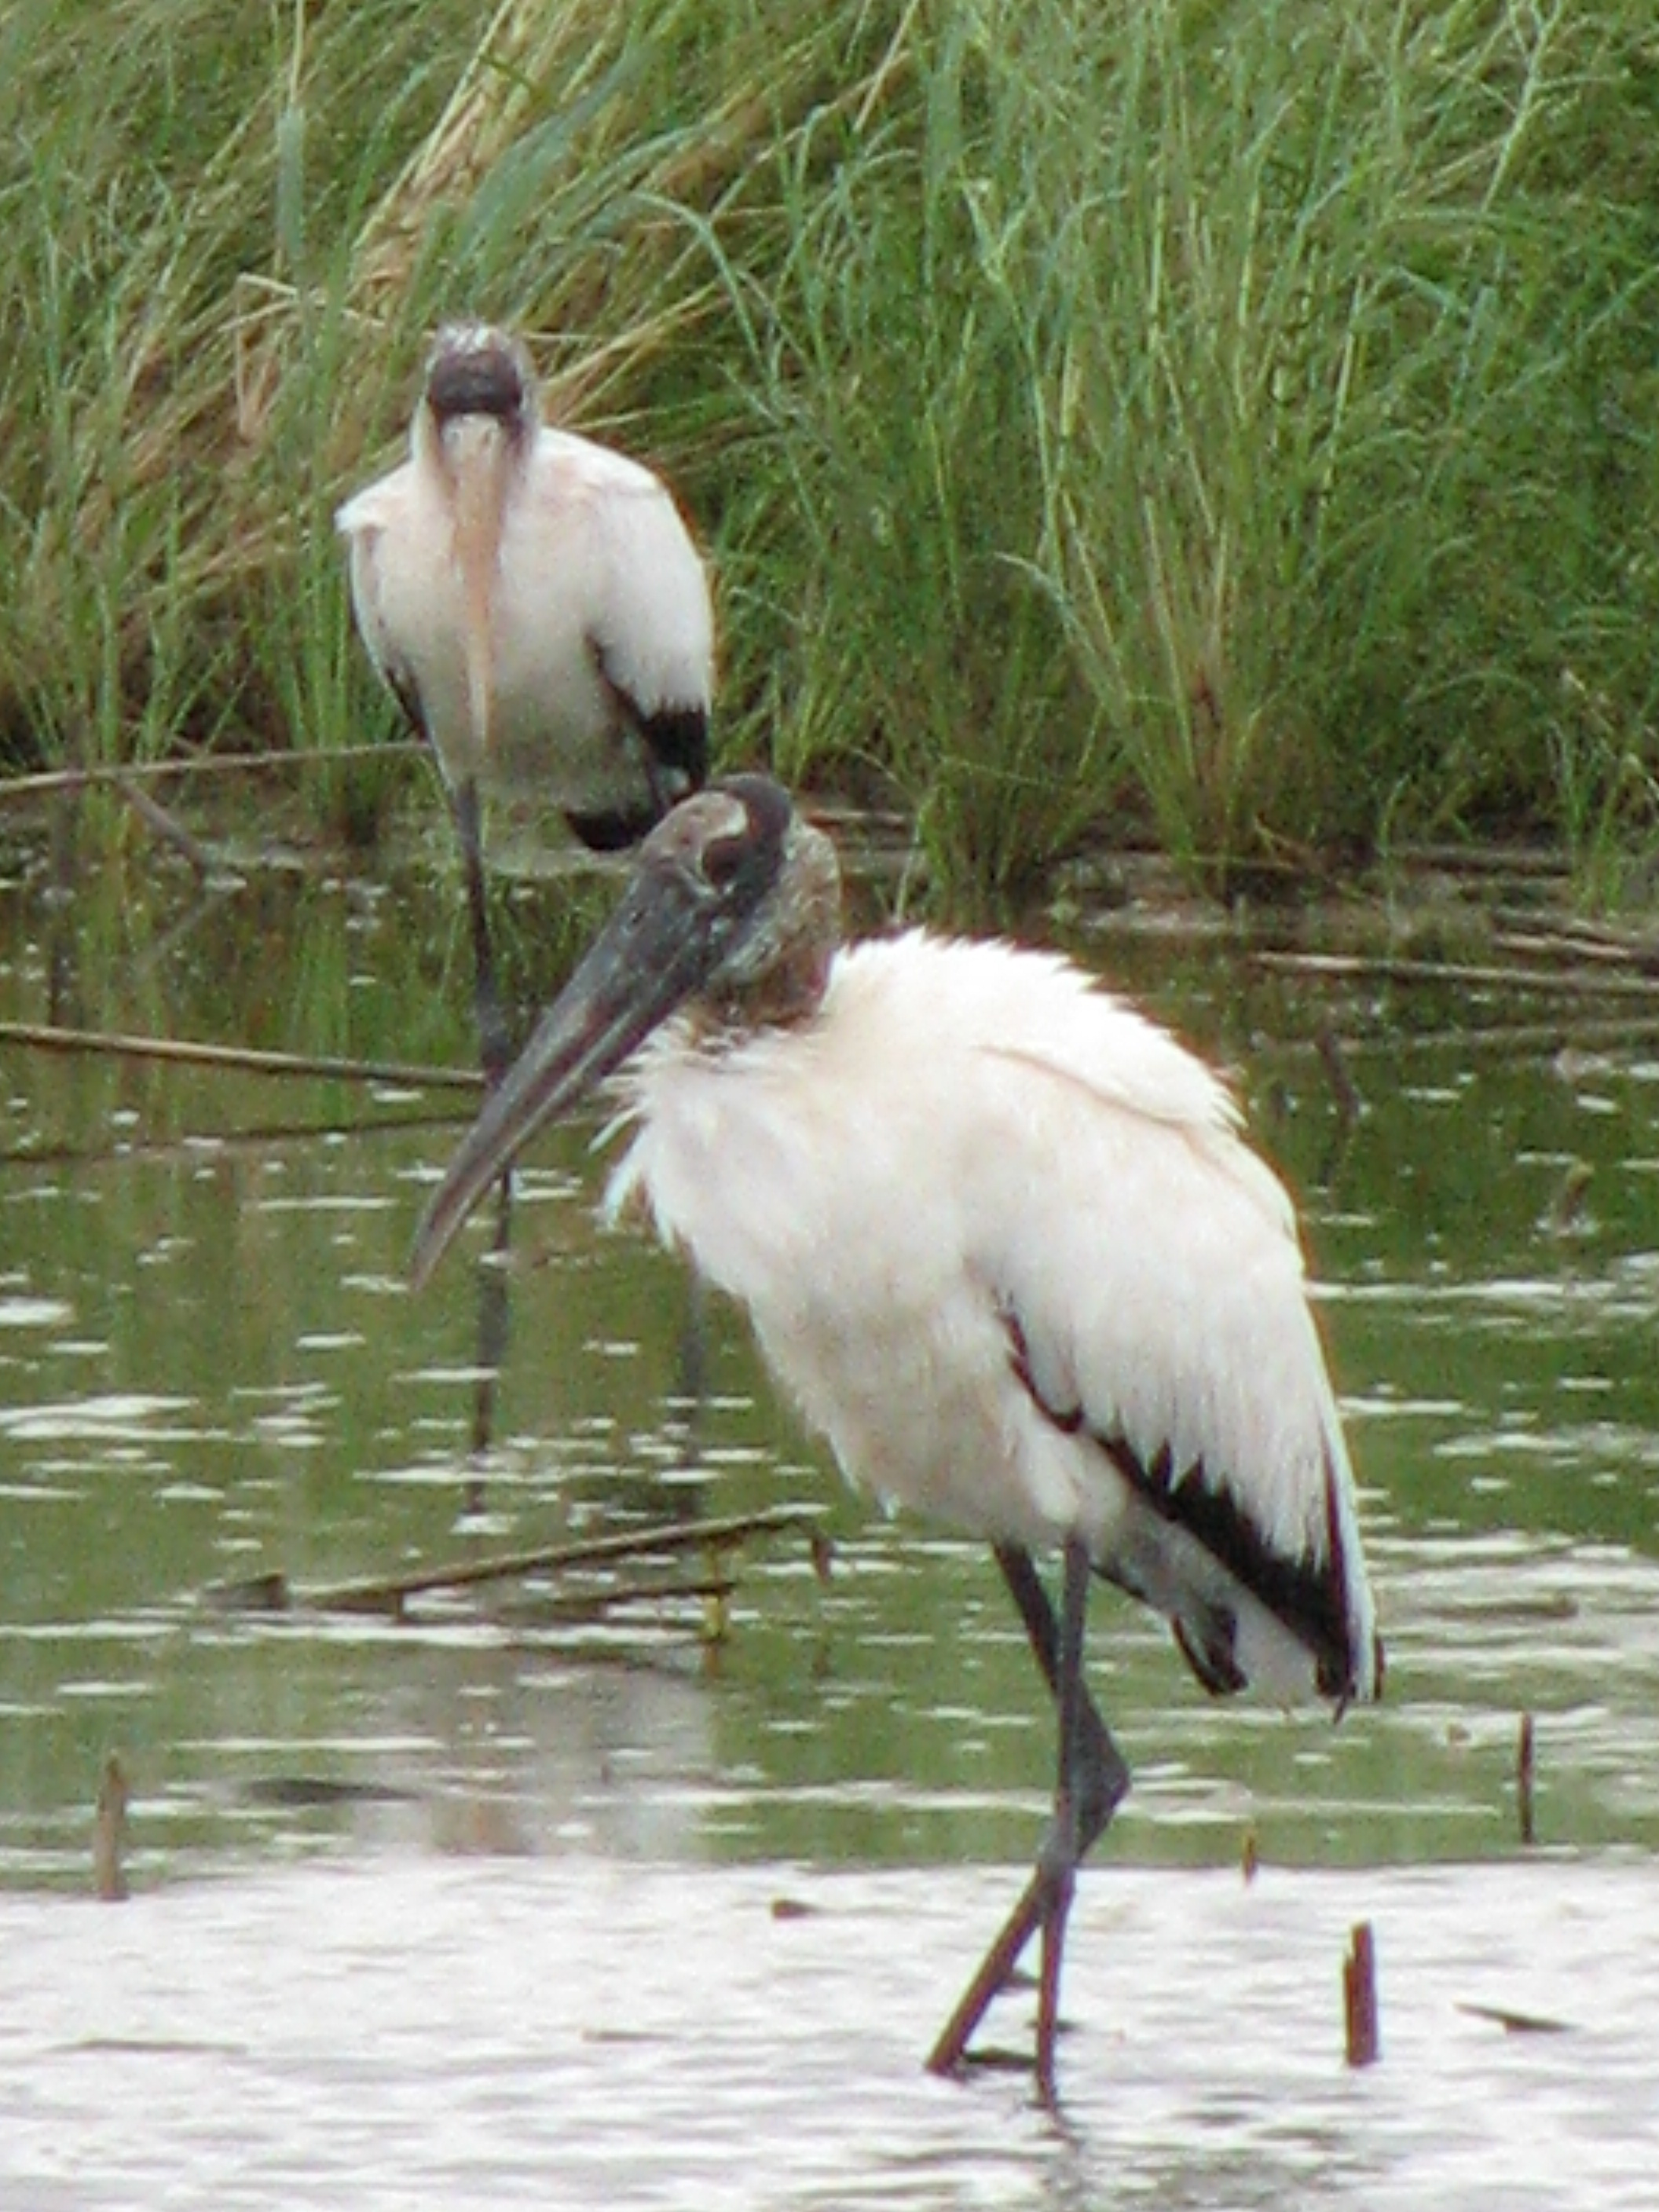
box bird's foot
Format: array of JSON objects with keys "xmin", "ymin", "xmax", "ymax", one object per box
[{"xmin": 925, "ymin": 1863, "xmax": 1056, "ymax": 2088}]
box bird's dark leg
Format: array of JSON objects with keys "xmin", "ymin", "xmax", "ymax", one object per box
[
  {"xmin": 1034, "ymin": 1535, "xmax": 1090, "ymax": 2101},
  {"xmin": 995, "ymin": 1541, "xmax": 1127, "ymax": 1848},
  {"xmin": 451, "ymin": 777, "xmax": 512, "ymax": 1089},
  {"xmin": 462, "ymin": 1174, "xmax": 514, "ymax": 1504},
  {"xmin": 450, "ymin": 776, "xmax": 514, "ymax": 1492},
  {"xmin": 926, "ymin": 1536, "xmax": 1129, "ymax": 2096}
]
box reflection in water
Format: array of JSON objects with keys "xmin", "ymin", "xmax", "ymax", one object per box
[
  {"xmin": 463, "ymin": 1207, "xmax": 514, "ymax": 1517},
  {"xmin": 5, "ymin": 813, "xmax": 1659, "ymax": 2202},
  {"xmin": 1, "ymin": 817, "xmax": 1658, "ymax": 1902},
  {"xmin": 45, "ymin": 792, "xmax": 82, "ymax": 1030}
]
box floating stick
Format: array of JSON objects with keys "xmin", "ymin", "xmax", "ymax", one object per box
[
  {"xmin": 1458, "ymin": 2001, "xmax": 1570, "ymax": 2035},
  {"xmin": 203, "ymin": 1505, "xmax": 821, "ymax": 1619},
  {"xmin": 0, "ymin": 1017, "xmax": 482, "ymax": 1092}
]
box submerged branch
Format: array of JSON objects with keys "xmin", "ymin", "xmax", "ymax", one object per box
[{"xmin": 210, "ymin": 1504, "xmax": 824, "ymax": 1620}]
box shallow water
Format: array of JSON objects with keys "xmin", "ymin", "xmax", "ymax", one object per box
[
  {"xmin": 1, "ymin": 800, "xmax": 1657, "ymax": 2199},
  {"xmin": 2, "ymin": 1856, "xmax": 1655, "ymax": 2209}
]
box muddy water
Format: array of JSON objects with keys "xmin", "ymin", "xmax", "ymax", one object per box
[{"xmin": 0, "ymin": 803, "xmax": 1656, "ymax": 2202}]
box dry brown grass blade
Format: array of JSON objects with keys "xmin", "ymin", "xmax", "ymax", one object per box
[
  {"xmin": 0, "ymin": 1019, "xmax": 482, "ymax": 1093},
  {"xmin": 346, "ymin": 0, "xmax": 660, "ymax": 311},
  {"xmin": 1254, "ymin": 950, "xmax": 1659, "ymax": 1001},
  {"xmin": 0, "ymin": 742, "xmax": 426, "ymax": 808}
]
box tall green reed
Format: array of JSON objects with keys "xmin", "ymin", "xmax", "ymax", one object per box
[
  {"xmin": 1002, "ymin": 0, "xmax": 1659, "ymax": 889},
  {"xmin": 4, "ymin": 0, "xmax": 1657, "ymax": 909}
]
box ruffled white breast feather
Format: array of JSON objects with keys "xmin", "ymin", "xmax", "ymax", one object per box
[{"xmin": 601, "ymin": 930, "xmax": 1372, "ymax": 1693}]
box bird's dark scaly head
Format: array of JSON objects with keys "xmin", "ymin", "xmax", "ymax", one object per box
[
  {"xmin": 415, "ymin": 327, "xmax": 539, "ymax": 742},
  {"xmin": 408, "ymin": 777, "xmax": 840, "ymax": 1291},
  {"xmin": 420, "ymin": 324, "xmax": 538, "ymax": 441}
]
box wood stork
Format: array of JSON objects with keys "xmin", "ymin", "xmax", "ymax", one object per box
[
  {"xmin": 408, "ymin": 775, "xmax": 1383, "ymax": 2101},
  {"xmin": 335, "ymin": 322, "xmax": 715, "ymax": 1080}
]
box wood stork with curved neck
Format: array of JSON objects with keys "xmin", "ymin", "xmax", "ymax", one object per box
[
  {"xmin": 409, "ymin": 775, "xmax": 1383, "ymax": 2102},
  {"xmin": 336, "ymin": 323, "xmax": 714, "ymax": 1079}
]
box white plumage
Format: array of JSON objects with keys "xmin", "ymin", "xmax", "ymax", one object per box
[
  {"xmin": 336, "ymin": 324, "xmax": 713, "ymax": 842},
  {"xmin": 337, "ymin": 323, "xmax": 714, "ymax": 1080},
  {"xmin": 409, "ymin": 775, "xmax": 1382, "ymax": 2096},
  {"xmin": 610, "ymin": 930, "xmax": 1374, "ymax": 1705}
]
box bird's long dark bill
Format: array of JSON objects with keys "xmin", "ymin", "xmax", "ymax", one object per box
[
  {"xmin": 447, "ymin": 420, "xmax": 510, "ymax": 752},
  {"xmin": 408, "ymin": 866, "xmax": 715, "ymax": 1292}
]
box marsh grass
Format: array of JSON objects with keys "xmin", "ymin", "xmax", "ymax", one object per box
[
  {"xmin": 702, "ymin": 20, "xmax": 1110, "ymax": 915},
  {"xmin": 944, "ymin": 0, "xmax": 1659, "ymax": 892},
  {"xmin": 4, "ymin": 0, "xmax": 1657, "ymax": 909}
]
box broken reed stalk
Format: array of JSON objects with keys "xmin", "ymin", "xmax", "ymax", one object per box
[
  {"xmin": 0, "ymin": 1018, "xmax": 483, "ymax": 1093},
  {"xmin": 1457, "ymin": 2000, "xmax": 1570, "ymax": 2036},
  {"xmin": 1255, "ymin": 949, "xmax": 1659, "ymax": 1000},
  {"xmin": 4, "ymin": 1104, "xmax": 467, "ymax": 1175},
  {"xmin": 114, "ymin": 774, "xmax": 223, "ymax": 877},
  {"xmin": 93, "ymin": 1752, "xmax": 130, "ymax": 1903},
  {"xmin": 1313, "ymin": 1018, "xmax": 1364, "ymax": 1122},
  {"xmin": 1518, "ymin": 1712, "xmax": 1536, "ymax": 1846},
  {"xmin": 1492, "ymin": 925, "xmax": 1659, "ymax": 977},
  {"xmin": 38, "ymin": 1004, "xmax": 1659, "ymax": 1108},
  {"xmin": 1343, "ymin": 1921, "xmax": 1379, "ymax": 2067},
  {"xmin": 1389, "ymin": 844, "xmax": 1569, "ymax": 883},
  {"xmin": 0, "ymin": 742, "xmax": 428, "ymax": 807},
  {"xmin": 300, "ymin": 1504, "xmax": 821, "ymax": 1617},
  {"xmin": 1397, "ymin": 1013, "xmax": 1659, "ymax": 1058},
  {"xmin": 1261, "ymin": 1010, "xmax": 1659, "ymax": 1067},
  {"xmin": 1544, "ymin": 1163, "xmax": 1594, "ymax": 1238},
  {"xmin": 1492, "ymin": 901, "xmax": 1659, "ymax": 945}
]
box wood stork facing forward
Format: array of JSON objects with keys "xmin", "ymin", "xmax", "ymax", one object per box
[
  {"xmin": 409, "ymin": 775, "xmax": 1383, "ymax": 2100},
  {"xmin": 335, "ymin": 323, "xmax": 714, "ymax": 1079}
]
